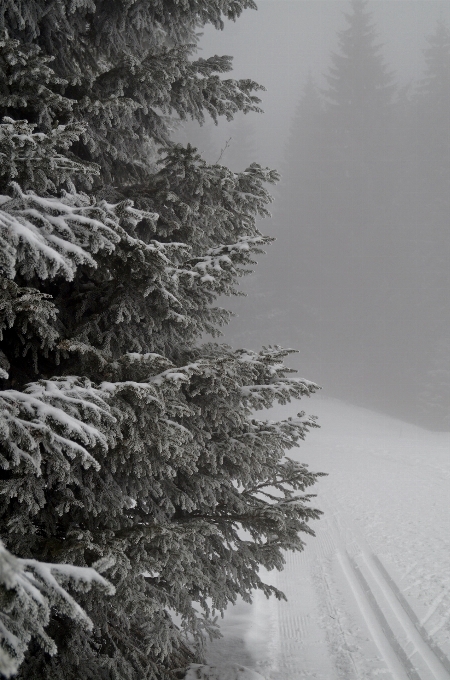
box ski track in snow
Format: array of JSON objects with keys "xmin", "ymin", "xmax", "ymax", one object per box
[{"xmin": 205, "ymin": 398, "xmax": 450, "ymax": 680}]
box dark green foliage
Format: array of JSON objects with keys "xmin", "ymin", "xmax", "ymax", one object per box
[
  {"xmin": 1, "ymin": 1, "xmax": 263, "ymax": 185},
  {"xmin": 0, "ymin": 5, "xmax": 325, "ymax": 679},
  {"xmin": 0, "ymin": 34, "xmax": 71, "ymax": 129}
]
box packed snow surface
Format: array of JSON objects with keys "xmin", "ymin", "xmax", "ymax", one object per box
[
  {"xmin": 205, "ymin": 397, "xmax": 450, "ymax": 680},
  {"xmin": 185, "ymin": 664, "xmax": 266, "ymax": 680}
]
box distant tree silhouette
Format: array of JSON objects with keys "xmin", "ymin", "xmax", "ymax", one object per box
[
  {"xmin": 275, "ymin": 0, "xmax": 399, "ymax": 407},
  {"xmin": 225, "ymin": 2, "xmax": 449, "ymax": 429},
  {"xmin": 221, "ymin": 75, "xmax": 328, "ymax": 355},
  {"xmin": 410, "ymin": 19, "xmax": 450, "ymax": 209},
  {"xmin": 324, "ymin": 0, "xmax": 395, "ymax": 129},
  {"xmin": 321, "ymin": 0, "xmax": 396, "ymax": 222},
  {"xmin": 411, "ymin": 19, "xmax": 450, "ymax": 427}
]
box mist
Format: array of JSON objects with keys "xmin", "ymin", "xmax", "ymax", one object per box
[{"xmin": 177, "ymin": 0, "xmax": 450, "ymax": 430}]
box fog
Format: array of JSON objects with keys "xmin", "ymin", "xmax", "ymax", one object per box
[{"xmin": 178, "ymin": 0, "xmax": 450, "ymax": 430}]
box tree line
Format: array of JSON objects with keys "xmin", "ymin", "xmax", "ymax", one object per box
[{"xmin": 231, "ymin": 0, "xmax": 450, "ymax": 430}]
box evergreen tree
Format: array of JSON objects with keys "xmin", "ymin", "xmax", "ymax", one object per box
[
  {"xmin": 414, "ymin": 17, "xmax": 450, "ymax": 237},
  {"xmin": 233, "ymin": 1, "xmax": 399, "ymax": 401},
  {"xmin": 0, "ymin": 5, "xmax": 324, "ymax": 679},
  {"xmin": 321, "ymin": 0, "xmax": 396, "ymax": 233},
  {"xmin": 324, "ymin": 0, "xmax": 395, "ymax": 132},
  {"xmin": 417, "ymin": 18, "xmax": 450, "ymax": 134},
  {"xmin": 406, "ymin": 19, "xmax": 450, "ymax": 428},
  {"xmin": 310, "ymin": 0, "xmax": 399, "ymax": 402},
  {"xmin": 0, "ymin": 0, "xmax": 264, "ymax": 186},
  {"xmin": 223, "ymin": 75, "xmax": 327, "ymax": 356},
  {"xmin": 253, "ymin": 0, "xmax": 402, "ymax": 408}
]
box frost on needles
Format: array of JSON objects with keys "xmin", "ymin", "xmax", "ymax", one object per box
[{"xmin": 0, "ymin": 6, "xmax": 324, "ymax": 679}]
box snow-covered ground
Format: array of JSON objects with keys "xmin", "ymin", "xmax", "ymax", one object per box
[{"xmin": 205, "ymin": 397, "xmax": 450, "ymax": 680}]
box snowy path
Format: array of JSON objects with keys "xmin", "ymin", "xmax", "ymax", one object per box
[{"xmin": 206, "ymin": 398, "xmax": 450, "ymax": 679}]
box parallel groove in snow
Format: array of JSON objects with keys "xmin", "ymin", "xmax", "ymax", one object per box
[
  {"xmin": 360, "ymin": 551, "xmax": 450, "ymax": 680},
  {"xmin": 336, "ymin": 550, "xmax": 413, "ymax": 680},
  {"xmin": 279, "ymin": 615, "xmax": 310, "ymax": 640},
  {"xmin": 316, "ymin": 499, "xmax": 450, "ymax": 680},
  {"xmin": 372, "ymin": 554, "xmax": 450, "ymax": 674},
  {"xmin": 208, "ymin": 400, "xmax": 450, "ymax": 679}
]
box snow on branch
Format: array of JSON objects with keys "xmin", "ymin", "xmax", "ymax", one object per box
[
  {"xmin": 240, "ymin": 379, "xmax": 319, "ymax": 409},
  {"xmin": 0, "ymin": 184, "xmax": 120, "ymax": 281},
  {"xmin": 0, "ymin": 377, "xmax": 116, "ymax": 479},
  {"xmin": 181, "ymin": 236, "xmax": 270, "ymax": 283},
  {"xmin": 0, "ymin": 36, "xmax": 73, "ymax": 130},
  {"xmin": 0, "ymin": 540, "xmax": 113, "ymax": 678},
  {"xmin": 0, "ymin": 118, "xmax": 99, "ymax": 192}
]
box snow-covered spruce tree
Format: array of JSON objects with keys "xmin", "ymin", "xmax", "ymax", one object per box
[
  {"xmin": 0, "ymin": 9, "xmax": 324, "ymax": 680},
  {"xmin": 0, "ymin": 0, "xmax": 263, "ymax": 186},
  {"xmin": 0, "ymin": 35, "xmax": 118, "ymax": 676}
]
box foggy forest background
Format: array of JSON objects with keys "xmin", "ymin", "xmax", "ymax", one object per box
[{"xmin": 177, "ymin": 0, "xmax": 450, "ymax": 431}]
